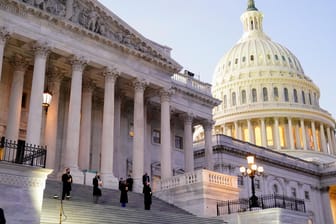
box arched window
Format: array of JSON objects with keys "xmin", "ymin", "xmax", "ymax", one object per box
[
  {"xmin": 273, "ymin": 87, "xmax": 279, "ymax": 101},
  {"xmin": 302, "ymin": 91, "xmax": 306, "ymax": 104},
  {"xmin": 284, "ymin": 88, "xmax": 289, "ymax": 102},
  {"xmin": 232, "ymin": 92, "xmax": 236, "ymax": 106},
  {"xmin": 272, "ymin": 184, "xmax": 279, "ymax": 194},
  {"xmin": 309, "ymin": 93, "xmax": 312, "ymax": 105},
  {"xmin": 223, "ymin": 95, "xmax": 227, "ymax": 108},
  {"xmin": 293, "ymin": 89, "xmax": 298, "ymax": 103},
  {"xmin": 242, "ymin": 90, "xmax": 247, "ymax": 104},
  {"xmin": 250, "ymin": 55, "xmax": 254, "ymax": 61},
  {"xmin": 252, "ymin": 88, "xmax": 257, "ymax": 102},
  {"xmin": 263, "ymin": 87, "xmax": 268, "ymax": 101}
]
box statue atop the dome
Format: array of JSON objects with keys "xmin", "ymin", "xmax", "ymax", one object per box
[{"xmin": 247, "ymin": 0, "xmax": 258, "ymax": 11}]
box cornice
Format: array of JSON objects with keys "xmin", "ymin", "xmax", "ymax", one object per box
[{"xmin": 1, "ymin": 0, "xmax": 182, "ymax": 73}]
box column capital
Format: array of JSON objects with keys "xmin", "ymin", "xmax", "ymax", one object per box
[
  {"xmin": 0, "ymin": 26, "xmax": 10, "ymax": 43},
  {"xmin": 133, "ymin": 78, "xmax": 147, "ymax": 92},
  {"xmin": 82, "ymin": 76, "xmax": 95, "ymax": 93},
  {"xmin": 11, "ymin": 54, "xmax": 29, "ymax": 72},
  {"xmin": 103, "ymin": 66, "xmax": 119, "ymax": 82},
  {"xmin": 32, "ymin": 42, "xmax": 50, "ymax": 59},
  {"xmin": 183, "ymin": 113, "xmax": 194, "ymax": 125},
  {"xmin": 202, "ymin": 119, "xmax": 215, "ymax": 131},
  {"xmin": 159, "ymin": 88, "xmax": 174, "ymax": 102},
  {"xmin": 70, "ymin": 56, "xmax": 87, "ymax": 72}
]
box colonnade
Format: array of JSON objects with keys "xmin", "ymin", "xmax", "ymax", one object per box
[
  {"xmin": 218, "ymin": 117, "xmax": 336, "ymax": 155},
  {"xmin": 0, "ymin": 30, "xmax": 214, "ymax": 189}
]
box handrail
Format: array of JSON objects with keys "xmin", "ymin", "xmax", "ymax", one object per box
[{"xmin": 0, "ymin": 137, "xmax": 47, "ymax": 168}]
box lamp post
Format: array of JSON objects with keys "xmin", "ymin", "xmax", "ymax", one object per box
[
  {"xmin": 240, "ymin": 155, "xmax": 264, "ymax": 208},
  {"xmin": 42, "ymin": 89, "xmax": 52, "ymax": 112}
]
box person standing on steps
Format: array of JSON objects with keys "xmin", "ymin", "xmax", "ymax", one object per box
[
  {"xmin": 0, "ymin": 208, "xmax": 6, "ymax": 224},
  {"xmin": 126, "ymin": 174, "xmax": 133, "ymax": 192},
  {"xmin": 61, "ymin": 168, "xmax": 72, "ymax": 200},
  {"xmin": 143, "ymin": 181, "xmax": 152, "ymax": 210},
  {"xmin": 92, "ymin": 172, "xmax": 103, "ymax": 204},
  {"xmin": 142, "ymin": 172, "xmax": 150, "ymax": 186},
  {"xmin": 119, "ymin": 179, "xmax": 128, "ymax": 207}
]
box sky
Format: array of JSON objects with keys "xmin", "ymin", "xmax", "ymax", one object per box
[{"xmin": 98, "ymin": 0, "xmax": 336, "ymax": 120}]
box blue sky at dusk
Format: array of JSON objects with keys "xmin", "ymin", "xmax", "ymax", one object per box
[{"xmin": 98, "ymin": 0, "xmax": 336, "ymax": 119}]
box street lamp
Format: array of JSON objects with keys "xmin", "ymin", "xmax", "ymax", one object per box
[{"xmin": 240, "ymin": 155, "xmax": 264, "ymax": 208}]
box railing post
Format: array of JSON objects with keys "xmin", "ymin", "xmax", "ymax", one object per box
[
  {"xmin": 261, "ymin": 195, "xmax": 264, "ymax": 209},
  {"xmin": 15, "ymin": 140, "xmax": 25, "ymax": 164},
  {"xmin": 282, "ymin": 195, "xmax": 286, "ymax": 209},
  {"xmin": 216, "ymin": 202, "xmax": 219, "ymax": 216},
  {"xmin": 228, "ymin": 201, "xmax": 231, "ymax": 214},
  {"xmin": 274, "ymin": 194, "xmax": 277, "ymax": 208}
]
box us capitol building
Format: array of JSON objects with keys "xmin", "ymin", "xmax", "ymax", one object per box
[{"xmin": 0, "ymin": 0, "xmax": 335, "ymax": 223}]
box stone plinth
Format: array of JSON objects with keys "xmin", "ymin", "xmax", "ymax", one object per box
[
  {"xmin": 154, "ymin": 169, "xmax": 239, "ymax": 217},
  {"xmin": 0, "ymin": 162, "xmax": 52, "ymax": 224}
]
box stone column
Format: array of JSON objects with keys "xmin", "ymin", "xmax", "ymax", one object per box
[
  {"xmin": 326, "ymin": 127, "xmax": 333, "ymax": 154},
  {"xmin": 0, "ymin": 27, "xmax": 10, "ymax": 80},
  {"xmin": 26, "ymin": 43, "xmax": 50, "ymax": 145},
  {"xmin": 101, "ymin": 67, "xmax": 119, "ymax": 188},
  {"xmin": 300, "ymin": 119, "xmax": 307, "ymax": 150},
  {"xmin": 160, "ymin": 89, "xmax": 172, "ymax": 179},
  {"xmin": 261, "ymin": 118, "xmax": 267, "ymax": 147},
  {"xmin": 113, "ymin": 92, "xmax": 122, "ymax": 177},
  {"xmin": 320, "ymin": 124, "xmax": 327, "ymax": 153},
  {"xmin": 287, "ymin": 118, "xmax": 295, "ymax": 150},
  {"xmin": 44, "ymin": 69, "xmax": 63, "ymax": 172},
  {"xmin": 63, "ymin": 57, "xmax": 86, "ymax": 183},
  {"xmin": 234, "ymin": 121, "xmax": 239, "ymax": 139},
  {"xmin": 183, "ymin": 113, "xmax": 193, "ymax": 172},
  {"xmin": 311, "ymin": 121, "xmax": 318, "ymax": 151},
  {"xmin": 274, "ymin": 118, "xmax": 280, "ymax": 150},
  {"xmin": 320, "ymin": 187, "xmax": 334, "ymax": 224},
  {"xmin": 295, "ymin": 122, "xmax": 301, "ymax": 149},
  {"xmin": 5, "ymin": 54, "xmax": 28, "ymax": 141},
  {"xmin": 132, "ymin": 79, "xmax": 146, "ymax": 191},
  {"xmin": 247, "ymin": 119, "xmax": 254, "ymax": 143},
  {"xmin": 203, "ymin": 120, "xmax": 214, "ymax": 170},
  {"xmin": 78, "ymin": 77, "xmax": 94, "ymax": 171},
  {"xmin": 331, "ymin": 130, "xmax": 336, "ymax": 155}
]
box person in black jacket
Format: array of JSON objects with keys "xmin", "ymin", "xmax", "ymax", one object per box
[
  {"xmin": 61, "ymin": 168, "xmax": 72, "ymax": 200},
  {"xmin": 126, "ymin": 175, "xmax": 133, "ymax": 192},
  {"xmin": 142, "ymin": 172, "xmax": 150, "ymax": 186},
  {"xmin": 0, "ymin": 208, "xmax": 6, "ymax": 224},
  {"xmin": 143, "ymin": 181, "xmax": 152, "ymax": 210},
  {"xmin": 92, "ymin": 172, "xmax": 103, "ymax": 204},
  {"xmin": 119, "ymin": 179, "xmax": 128, "ymax": 207}
]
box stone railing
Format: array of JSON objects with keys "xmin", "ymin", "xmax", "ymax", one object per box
[
  {"xmin": 172, "ymin": 73, "xmax": 212, "ymax": 95},
  {"xmin": 159, "ymin": 169, "xmax": 237, "ymax": 191}
]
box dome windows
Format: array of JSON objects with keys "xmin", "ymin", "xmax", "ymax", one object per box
[
  {"xmin": 302, "ymin": 91, "xmax": 306, "ymax": 104},
  {"xmin": 284, "ymin": 88, "xmax": 289, "ymax": 102},
  {"xmin": 252, "ymin": 88, "xmax": 257, "ymax": 102},
  {"xmin": 273, "ymin": 87, "xmax": 279, "ymax": 101},
  {"xmin": 263, "ymin": 87, "xmax": 268, "ymax": 101},
  {"xmin": 250, "ymin": 55, "xmax": 254, "ymax": 61},
  {"xmin": 274, "ymin": 54, "xmax": 279, "ymax": 60},
  {"xmin": 235, "ymin": 58, "xmax": 239, "ymax": 64},
  {"xmin": 267, "ymin": 54, "xmax": 271, "ymax": 60},
  {"xmin": 232, "ymin": 92, "xmax": 237, "ymax": 106},
  {"xmin": 242, "ymin": 90, "xmax": 247, "ymax": 104},
  {"xmin": 293, "ymin": 89, "xmax": 298, "ymax": 103}
]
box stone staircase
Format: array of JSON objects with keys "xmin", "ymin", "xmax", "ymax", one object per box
[{"xmin": 41, "ymin": 180, "xmax": 226, "ymax": 224}]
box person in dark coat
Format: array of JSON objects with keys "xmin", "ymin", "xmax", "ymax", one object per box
[
  {"xmin": 61, "ymin": 168, "xmax": 72, "ymax": 200},
  {"xmin": 92, "ymin": 172, "xmax": 103, "ymax": 204},
  {"xmin": 143, "ymin": 181, "xmax": 152, "ymax": 210},
  {"xmin": 126, "ymin": 175, "xmax": 133, "ymax": 192},
  {"xmin": 119, "ymin": 180, "xmax": 128, "ymax": 207},
  {"xmin": 142, "ymin": 172, "xmax": 150, "ymax": 186},
  {"xmin": 0, "ymin": 208, "xmax": 6, "ymax": 224}
]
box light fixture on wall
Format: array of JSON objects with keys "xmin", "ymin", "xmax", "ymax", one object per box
[{"xmin": 42, "ymin": 89, "xmax": 52, "ymax": 112}]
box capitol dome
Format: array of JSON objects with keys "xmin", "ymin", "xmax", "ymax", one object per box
[{"xmin": 211, "ymin": 0, "xmax": 336, "ymax": 162}]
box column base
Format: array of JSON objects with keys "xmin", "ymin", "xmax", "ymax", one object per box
[{"xmin": 101, "ymin": 172, "xmax": 118, "ymax": 189}]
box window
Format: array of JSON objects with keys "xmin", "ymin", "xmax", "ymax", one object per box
[
  {"xmin": 232, "ymin": 92, "xmax": 236, "ymax": 106},
  {"xmin": 302, "ymin": 91, "xmax": 306, "ymax": 104},
  {"xmin": 282, "ymin": 55, "xmax": 286, "ymax": 61},
  {"xmin": 175, "ymin": 136, "xmax": 183, "ymax": 149},
  {"xmin": 309, "ymin": 93, "xmax": 312, "ymax": 105},
  {"xmin": 304, "ymin": 191, "xmax": 310, "ymax": 200},
  {"xmin": 291, "ymin": 187, "xmax": 297, "ymax": 198},
  {"xmin": 255, "ymin": 179, "xmax": 260, "ymax": 190},
  {"xmin": 152, "ymin": 130, "xmax": 161, "ymax": 144},
  {"xmin": 242, "ymin": 56, "xmax": 246, "ymax": 62},
  {"xmin": 242, "ymin": 90, "xmax": 247, "ymax": 104},
  {"xmin": 252, "ymin": 88, "xmax": 257, "ymax": 102},
  {"xmin": 284, "ymin": 88, "xmax": 289, "ymax": 102},
  {"xmin": 250, "ymin": 55, "xmax": 254, "ymax": 61},
  {"xmin": 238, "ymin": 175, "xmax": 244, "ymax": 186},
  {"xmin": 274, "ymin": 55, "xmax": 279, "ymax": 60},
  {"xmin": 235, "ymin": 58, "xmax": 238, "ymax": 64},
  {"xmin": 273, "ymin": 87, "xmax": 279, "ymax": 101},
  {"xmin": 263, "ymin": 87, "xmax": 268, "ymax": 101},
  {"xmin": 272, "ymin": 184, "xmax": 278, "ymax": 194},
  {"xmin": 293, "ymin": 89, "xmax": 298, "ymax": 103},
  {"xmin": 267, "ymin": 54, "xmax": 271, "ymax": 60},
  {"xmin": 22, "ymin": 92, "xmax": 27, "ymax": 108}
]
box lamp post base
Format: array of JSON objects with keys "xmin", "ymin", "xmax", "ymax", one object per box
[{"xmin": 249, "ymin": 195, "xmax": 259, "ymax": 208}]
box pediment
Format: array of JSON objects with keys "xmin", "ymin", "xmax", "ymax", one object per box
[{"xmin": 4, "ymin": 0, "xmax": 182, "ymax": 73}]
